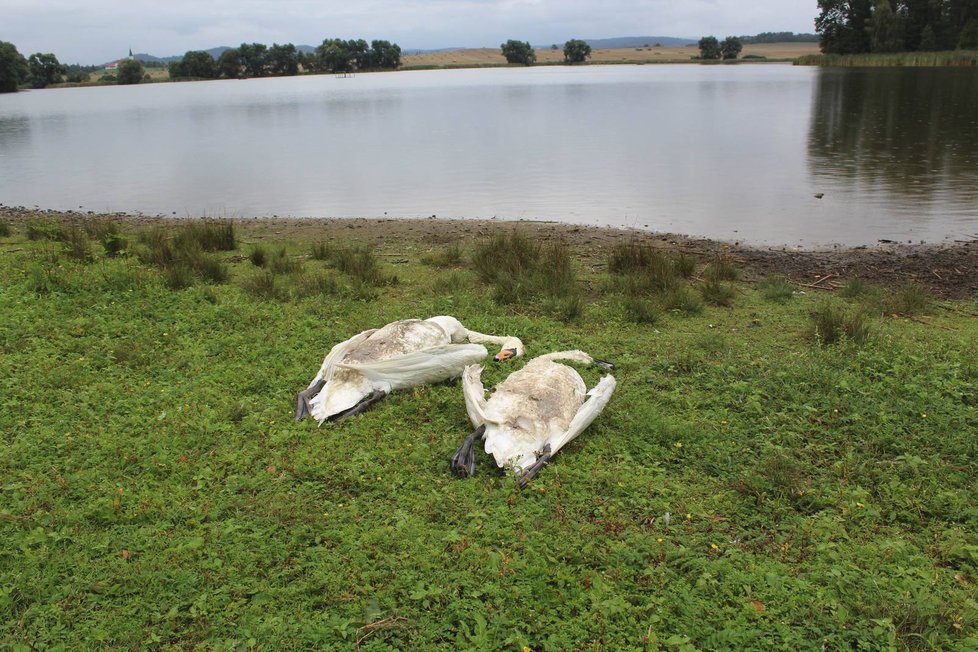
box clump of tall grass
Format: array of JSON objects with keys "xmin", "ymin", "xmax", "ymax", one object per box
[
  {"xmin": 330, "ymin": 246, "xmax": 398, "ymax": 286},
  {"xmin": 268, "ymin": 247, "xmax": 302, "ymax": 275},
  {"xmin": 172, "ymin": 220, "xmax": 237, "ymax": 252},
  {"xmin": 59, "ymin": 226, "xmax": 93, "ymax": 262},
  {"xmin": 136, "ymin": 226, "xmax": 228, "ymax": 287},
  {"xmin": 422, "ymin": 241, "xmax": 463, "ymax": 268},
  {"xmin": 840, "ymin": 278, "xmax": 873, "ymax": 299},
  {"xmin": 759, "ymin": 276, "xmax": 794, "ymax": 303},
  {"xmin": 662, "ymin": 285, "xmax": 703, "ymax": 315},
  {"xmin": 881, "ymin": 282, "xmax": 933, "ymax": 316},
  {"xmin": 704, "ymin": 250, "xmax": 739, "ymax": 281},
  {"xmin": 163, "ymin": 265, "xmax": 195, "ymax": 290},
  {"xmin": 473, "ymin": 232, "xmax": 579, "ymax": 309},
  {"xmin": 808, "ymin": 302, "xmax": 870, "ymax": 346},
  {"xmin": 241, "ymin": 271, "xmax": 283, "ymax": 300},
  {"xmin": 606, "ymin": 241, "xmax": 693, "ymax": 296},
  {"xmin": 310, "ymin": 242, "xmax": 332, "ymax": 261},
  {"xmin": 0, "ymin": 223, "xmax": 11, "ymax": 237},
  {"xmin": 624, "ymin": 296, "xmax": 661, "ymax": 324},
  {"xmin": 700, "ymin": 278, "xmax": 736, "ymax": 307},
  {"xmin": 249, "ymin": 244, "xmax": 268, "ymax": 267},
  {"xmin": 796, "ymin": 51, "xmax": 978, "ymax": 67},
  {"xmin": 26, "ymin": 221, "xmax": 63, "ymax": 241},
  {"xmin": 85, "ymin": 219, "xmax": 128, "ymax": 257}
]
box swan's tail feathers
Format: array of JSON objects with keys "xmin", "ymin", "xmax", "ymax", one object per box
[
  {"xmin": 451, "ymin": 424, "xmax": 486, "ymax": 479},
  {"xmin": 325, "ymin": 390, "xmax": 388, "ymax": 424},
  {"xmin": 308, "ymin": 374, "xmax": 374, "ymax": 424},
  {"xmin": 338, "ymin": 344, "xmax": 488, "ymax": 390},
  {"xmin": 462, "ymin": 364, "xmax": 489, "ymax": 427},
  {"xmin": 305, "ymin": 329, "xmax": 377, "ymax": 391},
  {"xmin": 547, "ymin": 374, "xmax": 617, "ymax": 457},
  {"xmin": 517, "ymin": 443, "xmax": 553, "ymax": 489},
  {"xmin": 295, "ymin": 378, "xmax": 326, "ymax": 421}
]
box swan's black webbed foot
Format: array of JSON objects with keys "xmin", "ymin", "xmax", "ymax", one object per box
[
  {"xmin": 518, "ymin": 444, "xmax": 553, "ymax": 489},
  {"xmin": 593, "ymin": 359, "xmax": 616, "ymax": 371},
  {"xmin": 294, "ymin": 379, "xmax": 326, "ymax": 421},
  {"xmin": 451, "ymin": 424, "xmax": 485, "ymax": 478},
  {"xmin": 326, "ymin": 390, "xmax": 388, "ymax": 423}
]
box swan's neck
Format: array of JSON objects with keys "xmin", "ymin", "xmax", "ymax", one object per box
[{"xmin": 467, "ymin": 330, "xmax": 522, "ymax": 352}]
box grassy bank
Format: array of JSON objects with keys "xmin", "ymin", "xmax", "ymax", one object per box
[
  {"xmin": 796, "ymin": 50, "xmax": 978, "ymax": 67},
  {"xmin": 1, "ymin": 214, "xmax": 977, "ymax": 649}
]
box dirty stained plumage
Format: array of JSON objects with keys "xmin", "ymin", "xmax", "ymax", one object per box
[
  {"xmin": 294, "ymin": 316, "xmax": 524, "ymax": 424},
  {"xmin": 452, "ymin": 350, "xmax": 616, "ymax": 487}
]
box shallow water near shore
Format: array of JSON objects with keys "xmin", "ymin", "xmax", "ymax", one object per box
[{"xmin": 1, "ymin": 65, "xmax": 977, "ymax": 246}]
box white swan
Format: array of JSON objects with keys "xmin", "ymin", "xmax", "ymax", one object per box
[
  {"xmin": 295, "ymin": 316, "xmax": 524, "ymax": 424},
  {"xmin": 451, "ymin": 350, "xmax": 616, "ymax": 486}
]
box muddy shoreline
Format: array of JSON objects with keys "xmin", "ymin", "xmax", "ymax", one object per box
[{"xmin": 3, "ymin": 207, "xmax": 977, "ymax": 299}]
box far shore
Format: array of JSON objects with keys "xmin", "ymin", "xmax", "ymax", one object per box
[
  {"xmin": 47, "ymin": 43, "xmax": 821, "ymax": 89},
  {"xmin": 2, "ymin": 206, "xmax": 975, "ymax": 299}
]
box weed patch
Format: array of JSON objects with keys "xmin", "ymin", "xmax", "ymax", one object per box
[
  {"xmin": 808, "ymin": 302, "xmax": 870, "ymax": 345},
  {"xmin": 759, "ymin": 276, "xmax": 794, "ymax": 303}
]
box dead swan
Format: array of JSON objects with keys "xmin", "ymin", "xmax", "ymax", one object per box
[
  {"xmin": 295, "ymin": 316, "xmax": 524, "ymax": 424},
  {"xmin": 451, "ymin": 350, "xmax": 616, "ymax": 487}
]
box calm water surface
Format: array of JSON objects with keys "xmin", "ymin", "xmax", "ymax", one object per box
[{"xmin": 1, "ymin": 65, "xmax": 976, "ymax": 246}]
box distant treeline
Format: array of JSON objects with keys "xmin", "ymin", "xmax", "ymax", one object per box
[
  {"xmin": 169, "ymin": 39, "xmax": 401, "ymax": 80},
  {"xmin": 816, "ymin": 0, "xmax": 978, "ymax": 54},
  {"xmin": 740, "ymin": 32, "xmax": 820, "ymax": 44}
]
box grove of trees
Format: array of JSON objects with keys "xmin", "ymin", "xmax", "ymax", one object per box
[
  {"xmin": 563, "ymin": 39, "xmax": 592, "ymax": 63},
  {"xmin": 501, "ymin": 40, "xmax": 536, "ymax": 65},
  {"xmin": 0, "ymin": 41, "xmax": 29, "ymax": 93},
  {"xmin": 816, "ymin": 0, "xmax": 978, "ymax": 54},
  {"xmin": 171, "ymin": 39, "xmax": 401, "ymax": 80}
]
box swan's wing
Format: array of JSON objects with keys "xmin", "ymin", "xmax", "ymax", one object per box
[
  {"xmin": 306, "ymin": 329, "xmax": 377, "ymax": 390},
  {"xmin": 337, "ymin": 343, "xmax": 488, "ymax": 390},
  {"xmin": 462, "ymin": 364, "xmax": 489, "ymax": 427},
  {"xmin": 545, "ymin": 374, "xmax": 616, "ymax": 456}
]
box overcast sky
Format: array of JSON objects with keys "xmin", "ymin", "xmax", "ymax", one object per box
[{"xmin": 1, "ymin": 0, "xmax": 818, "ymax": 65}]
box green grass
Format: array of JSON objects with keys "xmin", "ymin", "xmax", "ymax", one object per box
[
  {"xmin": 2, "ymin": 217, "xmax": 978, "ymax": 649},
  {"xmin": 796, "ymin": 50, "xmax": 978, "ymax": 67}
]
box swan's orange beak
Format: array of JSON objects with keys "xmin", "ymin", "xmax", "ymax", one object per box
[{"xmin": 493, "ymin": 348, "xmax": 518, "ymax": 362}]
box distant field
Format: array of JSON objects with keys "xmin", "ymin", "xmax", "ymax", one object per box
[{"xmin": 401, "ymin": 42, "xmax": 821, "ymax": 68}]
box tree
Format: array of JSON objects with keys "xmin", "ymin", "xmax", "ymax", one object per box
[
  {"xmin": 563, "ymin": 39, "xmax": 592, "ymax": 63},
  {"xmin": 698, "ymin": 36, "xmax": 722, "ymax": 59},
  {"xmin": 27, "ymin": 52, "xmax": 65, "ymax": 88},
  {"xmin": 501, "ymin": 40, "xmax": 536, "ymax": 65},
  {"xmin": 117, "ymin": 58, "xmax": 144, "ymax": 85},
  {"xmin": 0, "ymin": 41, "xmax": 29, "ymax": 93},
  {"xmin": 218, "ymin": 48, "xmax": 243, "ymax": 78},
  {"xmin": 720, "ymin": 37, "xmax": 743, "ymax": 60},
  {"xmin": 267, "ymin": 43, "xmax": 299, "ymax": 76},
  {"xmin": 868, "ymin": 0, "xmax": 905, "ymax": 52},
  {"xmin": 173, "ymin": 50, "xmax": 218, "ymax": 79},
  {"xmin": 238, "ymin": 43, "xmax": 268, "ymax": 77},
  {"xmin": 369, "ymin": 40, "xmax": 401, "ymax": 69},
  {"xmin": 816, "ymin": 0, "xmax": 873, "ymax": 53}
]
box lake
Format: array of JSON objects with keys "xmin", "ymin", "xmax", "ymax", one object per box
[{"xmin": 1, "ymin": 65, "xmax": 976, "ymax": 246}]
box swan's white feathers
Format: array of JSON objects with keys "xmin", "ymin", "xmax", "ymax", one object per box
[
  {"xmin": 302, "ymin": 317, "xmax": 519, "ymax": 423},
  {"xmin": 465, "ymin": 353, "xmax": 615, "ymax": 472},
  {"xmin": 341, "ymin": 343, "xmax": 488, "ymax": 390}
]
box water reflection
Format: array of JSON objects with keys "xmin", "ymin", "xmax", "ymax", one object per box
[{"xmin": 808, "ymin": 68, "xmax": 978, "ymax": 207}]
